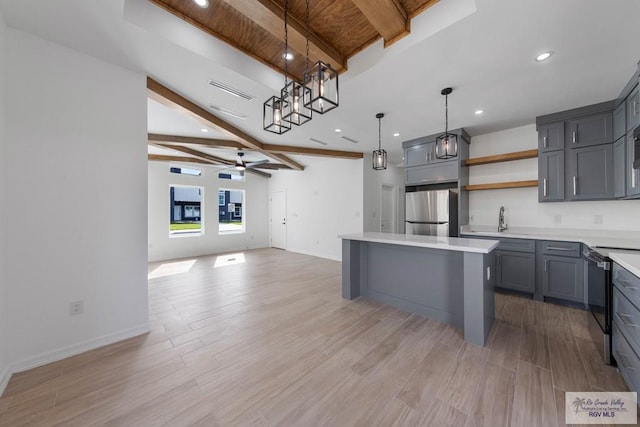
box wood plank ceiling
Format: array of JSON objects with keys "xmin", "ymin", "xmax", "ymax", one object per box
[
  {"xmin": 147, "ymin": 0, "xmax": 439, "ymax": 176},
  {"xmin": 148, "ymin": 0, "xmax": 439, "ymax": 81}
]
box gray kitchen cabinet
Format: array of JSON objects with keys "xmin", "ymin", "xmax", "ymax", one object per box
[
  {"xmin": 567, "ymin": 143, "xmax": 614, "ymax": 200},
  {"xmin": 627, "ymin": 86, "xmax": 640, "ymax": 131},
  {"xmin": 567, "ymin": 112, "xmax": 613, "ymax": 148},
  {"xmin": 626, "ymin": 130, "xmax": 640, "ymax": 197},
  {"xmin": 538, "ymin": 150, "xmax": 565, "ymax": 202},
  {"xmin": 538, "ymin": 121, "xmax": 564, "ymax": 152},
  {"xmin": 404, "ymin": 141, "xmax": 436, "ymax": 167},
  {"xmin": 614, "ymin": 102, "xmax": 627, "ymax": 142},
  {"xmin": 614, "ymin": 138, "xmax": 627, "ymax": 198},
  {"xmin": 405, "ymin": 160, "xmax": 458, "ymax": 186},
  {"xmin": 542, "ymin": 254, "xmax": 584, "ymax": 302},
  {"xmin": 496, "ymin": 249, "xmax": 535, "ymax": 293}
]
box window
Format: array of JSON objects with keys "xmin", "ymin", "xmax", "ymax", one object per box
[
  {"xmin": 170, "ymin": 185, "xmax": 203, "ymax": 237},
  {"xmin": 218, "ymin": 171, "xmax": 245, "ymax": 181},
  {"xmin": 170, "ymin": 166, "xmax": 202, "ymax": 176},
  {"xmin": 218, "ymin": 189, "xmax": 245, "ymax": 234}
]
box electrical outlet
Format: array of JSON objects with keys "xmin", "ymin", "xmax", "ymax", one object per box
[
  {"xmin": 486, "ymin": 266, "xmax": 491, "ymax": 281},
  {"xmin": 594, "ymin": 215, "xmax": 603, "ymax": 225},
  {"xmin": 69, "ymin": 300, "xmax": 84, "ymax": 316},
  {"xmin": 553, "ymin": 215, "xmax": 561, "ymax": 224}
]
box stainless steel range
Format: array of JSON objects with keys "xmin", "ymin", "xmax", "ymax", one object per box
[{"xmin": 584, "ymin": 247, "xmax": 613, "ymax": 364}]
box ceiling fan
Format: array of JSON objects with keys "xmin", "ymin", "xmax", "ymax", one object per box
[{"xmin": 217, "ymin": 151, "xmax": 269, "ymax": 174}]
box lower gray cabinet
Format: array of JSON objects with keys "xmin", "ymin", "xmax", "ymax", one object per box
[
  {"xmin": 542, "ymin": 254, "xmax": 584, "ymax": 302},
  {"xmin": 496, "ymin": 249, "xmax": 535, "ymax": 294}
]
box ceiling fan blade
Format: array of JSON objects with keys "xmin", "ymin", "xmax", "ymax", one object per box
[{"xmin": 246, "ymin": 159, "xmax": 269, "ymax": 169}]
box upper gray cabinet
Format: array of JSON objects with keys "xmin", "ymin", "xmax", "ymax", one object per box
[
  {"xmin": 614, "ymin": 138, "xmax": 627, "ymax": 198},
  {"xmin": 627, "ymin": 86, "xmax": 640, "ymax": 131},
  {"xmin": 626, "ymin": 130, "xmax": 640, "ymax": 197},
  {"xmin": 538, "ymin": 122, "xmax": 564, "ymax": 152},
  {"xmin": 567, "ymin": 112, "xmax": 614, "ymax": 148},
  {"xmin": 404, "ymin": 141, "xmax": 436, "ymax": 167},
  {"xmin": 614, "ymin": 102, "xmax": 627, "ymax": 142},
  {"xmin": 567, "ymin": 144, "xmax": 614, "ymax": 200},
  {"xmin": 536, "ymin": 101, "xmax": 615, "ymax": 202}
]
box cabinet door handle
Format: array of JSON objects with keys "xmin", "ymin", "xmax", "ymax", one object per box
[
  {"xmin": 633, "ymin": 167, "xmax": 637, "ymax": 189},
  {"xmin": 618, "ymin": 278, "xmax": 640, "ymax": 291},
  {"xmin": 543, "ymin": 178, "xmax": 547, "ymax": 197},
  {"xmin": 543, "ymin": 136, "xmax": 548, "ymax": 148},
  {"xmin": 544, "ymin": 260, "xmax": 549, "ymax": 272},
  {"xmin": 572, "ymin": 131, "xmax": 577, "ymax": 144},
  {"xmin": 617, "ymin": 312, "xmax": 640, "ymax": 327},
  {"xmin": 634, "ymin": 100, "xmax": 638, "ymax": 117},
  {"xmin": 573, "ymin": 176, "xmax": 577, "ymax": 196},
  {"xmin": 546, "ymin": 246, "xmax": 573, "ymax": 251}
]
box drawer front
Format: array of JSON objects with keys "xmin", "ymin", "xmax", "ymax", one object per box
[
  {"xmin": 539, "ymin": 240, "xmax": 581, "ymax": 257},
  {"xmin": 613, "ymin": 263, "xmax": 640, "ymax": 310},
  {"xmin": 613, "ymin": 287, "xmax": 640, "ymax": 353},
  {"xmin": 613, "ymin": 322, "xmax": 640, "ymax": 393},
  {"xmin": 405, "ymin": 161, "xmax": 458, "ymax": 185},
  {"xmin": 497, "ymin": 238, "xmax": 535, "ymax": 253}
]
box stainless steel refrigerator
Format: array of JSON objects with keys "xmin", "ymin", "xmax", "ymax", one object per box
[{"xmin": 405, "ymin": 189, "xmax": 458, "ymax": 236}]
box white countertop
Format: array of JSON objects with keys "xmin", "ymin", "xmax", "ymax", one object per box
[
  {"xmin": 460, "ymin": 225, "xmax": 640, "ymax": 251},
  {"xmin": 339, "ymin": 232, "xmax": 499, "ymax": 254},
  {"xmin": 609, "ymin": 252, "xmax": 640, "ymax": 278}
]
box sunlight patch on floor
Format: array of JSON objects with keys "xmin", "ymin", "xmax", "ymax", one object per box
[
  {"xmin": 214, "ymin": 253, "xmax": 246, "ymax": 268},
  {"xmin": 148, "ymin": 259, "xmax": 197, "ymax": 279}
]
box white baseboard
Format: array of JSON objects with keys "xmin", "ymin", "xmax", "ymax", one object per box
[
  {"xmin": 0, "ymin": 364, "xmax": 11, "ymax": 397},
  {"xmin": 10, "ymin": 323, "xmax": 151, "ymax": 374}
]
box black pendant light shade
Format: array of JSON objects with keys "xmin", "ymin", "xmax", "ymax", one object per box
[
  {"xmin": 372, "ymin": 113, "xmax": 387, "ymax": 170},
  {"xmin": 303, "ymin": 61, "xmax": 339, "ymax": 114},
  {"xmin": 281, "ymin": 81, "xmax": 312, "ymax": 126},
  {"xmin": 435, "ymin": 87, "xmax": 458, "ymax": 159},
  {"xmin": 263, "ymin": 95, "xmax": 291, "ymax": 134}
]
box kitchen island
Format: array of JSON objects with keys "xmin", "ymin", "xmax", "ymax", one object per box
[{"xmin": 339, "ymin": 232, "xmax": 499, "ymax": 346}]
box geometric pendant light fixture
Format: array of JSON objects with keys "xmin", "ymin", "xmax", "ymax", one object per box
[
  {"xmin": 372, "ymin": 113, "xmax": 387, "ymax": 170},
  {"xmin": 435, "ymin": 87, "xmax": 458, "ymax": 159}
]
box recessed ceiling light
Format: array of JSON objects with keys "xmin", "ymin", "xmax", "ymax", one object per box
[
  {"xmin": 536, "ymin": 51, "xmax": 553, "ymax": 62},
  {"xmin": 283, "ymin": 52, "xmax": 294, "ymax": 61},
  {"xmin": 393, "ymin": 133, "xmax": 400, "ymax": 137},
  {"xmin": 201, "ymin": 128, "xmax": 209, "ymax": 133},
  {"xmin": 475, "ymin": 110, "xmax": 484, "ymax": 115},
  {"xmin": 193, "ymin": 0, "xmax": 208, "ymax": 7},
  {"xmin": 334, "ymin": 128, "xmax": 342, "ymax": 133}
]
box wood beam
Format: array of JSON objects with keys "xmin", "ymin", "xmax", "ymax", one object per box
[
  {"xmin": 147, "ymin": 77, "xmax": 304, "ymax": 171},
  {"xmin": 221, "ymin": 0, "xmax": 346, "ymax": 71},
  {"xmin": 262, "ymin": 143, "xmax": 364, "ymax": 159},
  {"xmin": 350, "ymin": 0, "xmax": 410, "ymax": 47},
  {"xmin": 148, "ymin": 154, "xmax": 208, "ymax": 164},
  {"xmin": 148, "ymin": 133, "xmax": 244, "ymax": 149}
]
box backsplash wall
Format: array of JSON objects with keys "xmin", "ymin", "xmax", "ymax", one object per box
[{"xmin": 468, "ymin": 124, "xmax": 640, "ymax": 231}]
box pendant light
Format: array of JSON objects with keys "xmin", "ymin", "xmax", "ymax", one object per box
[
  {"xmin": 435, "ymin": 87, "xmax": 458, "ymax": 159},
  {"xmin": 302, "ymin": 0, "xmax": 338, "ymax": 115},
  {"xmin": 372, "ymin": 113, "xmax": 387, "ymax": 170},
  {"xmin": 263, "ymin": 0, "xmax": 292, "ymax": 134},
  {"xmin": 235, "ymin": 152, "xmax": 247, "ymax": 170},
  {"xmin": 281, "ymin": 0, "xmax": 312, "ymax": 126}
]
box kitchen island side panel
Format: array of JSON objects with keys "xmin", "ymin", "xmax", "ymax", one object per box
[
  {"xmin": 464, "ymin": 251, "xmax": 495, "ymax": 346},
  {"xmin": 362, "ymin": 243, "xmax": 464, "ymax": 328}
]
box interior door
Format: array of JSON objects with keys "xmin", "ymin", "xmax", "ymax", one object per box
[{"xmin": 270, "ymin": 190, "xmax": 287, "ymax": 249}]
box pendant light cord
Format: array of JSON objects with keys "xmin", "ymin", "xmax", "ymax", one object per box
[
  {"xmin": 444, "ymin": 93, "xmax": 448, "ymax": 135},
  {"xmin": 378, "ymin": 116, "xmax": 382, "ymax": 150},
  {"xmin": 283, "ymin": 0, "xmax": 289, "ymax": 87},
  {"xmin": 305, "ymin": 0, "xmax": 310, "ymax": 70}
]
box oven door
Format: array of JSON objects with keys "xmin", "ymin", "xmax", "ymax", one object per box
[{"xmin": 584, "ymin": 247, "xmax": 612, "ymax": 364}]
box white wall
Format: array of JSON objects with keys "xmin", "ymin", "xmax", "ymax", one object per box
[
  {"xmin": 362, "ymin": 154, "xmax": 405, "ymax": 233},
  {"xmin": 5, "ymin": 29, "xmax": 149, "ymax": 370},
  {"xmin": 269, "ymin": 157, "xmax": 364, "ymax": 261},
  {"xmin": 469, "ymin": 124, "xmax": 640, "ymax": 230},
  {"xmin": 148, "ymin": 161, "xmax": 270, "ymax": 262},
  {"xmin": 0, "ymin": 8, "xmax": 9, "ymax": 392}
]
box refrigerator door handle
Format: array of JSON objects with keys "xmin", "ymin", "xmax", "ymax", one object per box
[{"xmin": 406, "ymin": 221, "xmax": 449, "ymax": 225}]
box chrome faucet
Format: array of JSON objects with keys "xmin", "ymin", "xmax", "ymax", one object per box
[{"xmin": 498, "ymin": 206, "xmax": 507, "ymax": 232}]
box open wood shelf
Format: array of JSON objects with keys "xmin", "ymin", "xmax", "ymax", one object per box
[
  {"xmin": 465, "ymin": 149, "xmax": 538, "ymax": 166},
  {"xmin": 464, "ymin": 180, "xmax": 539, "ymax": 191}
]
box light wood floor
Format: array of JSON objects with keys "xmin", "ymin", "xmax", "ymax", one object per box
[{"xmin": 0, "ymin": 248, "xmax": 635, "ymax": 426}]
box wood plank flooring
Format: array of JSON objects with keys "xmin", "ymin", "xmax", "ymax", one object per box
[{"xmin": 0, "ymin": 248, "xmax": 636, "ymax": 426}]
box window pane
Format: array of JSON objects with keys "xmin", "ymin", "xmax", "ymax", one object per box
[
  {"xmin": 218, "ymin": 189, "xmax": 245, "ymax": 234},
  {"xmin": 170, "ymin": 185, "xmax": 203, "ymax": 237},
  {"xmin": 170, "ymin": 167, "xmax": 202, "ymax": 176}
]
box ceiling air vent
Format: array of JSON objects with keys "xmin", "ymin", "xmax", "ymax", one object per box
[
  {"xmin": 208, "ymin": 79, "xmax": 255, "ymax": 101},
  {"xmin": 209, "ymin": 105, "xmax": 247, "ymax": 120},
  {"xmin": 341, "ymin": 136, "xmax": 359, "ymax": 144},
  {"xmin": 309, "ymin": 138, "xmax": 328, "ymax": 146}
]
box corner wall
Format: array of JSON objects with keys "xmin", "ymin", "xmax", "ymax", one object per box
[
  {"xmin": 268, "ymin": 157, "xmax": 364, "ymax": 261},
  {"xmin": 148, "ymin": 161, "xmax": 270, "ymax": 262},
  {"xmin": 0, "ymin": 8, "xmax": 9, "ymax": 393},
  {"xmin": 469, "ymin": 124, "xmax": 640, "ymax": 230},
  {"xmin": 5, "ymin": 29, "xmax": 149, "ymax": 371},
  {"xmin": 362, "ymin": 154, "xmax": 405, "ymax": 233}
]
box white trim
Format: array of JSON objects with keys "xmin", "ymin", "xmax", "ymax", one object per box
[
  {"xmin": 0, "ymin": 365, "xmax": 11, "ymax": 397},
  {"xmin": 10, "ymin": 323, "xmax": 151, "ymax": 374}
]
